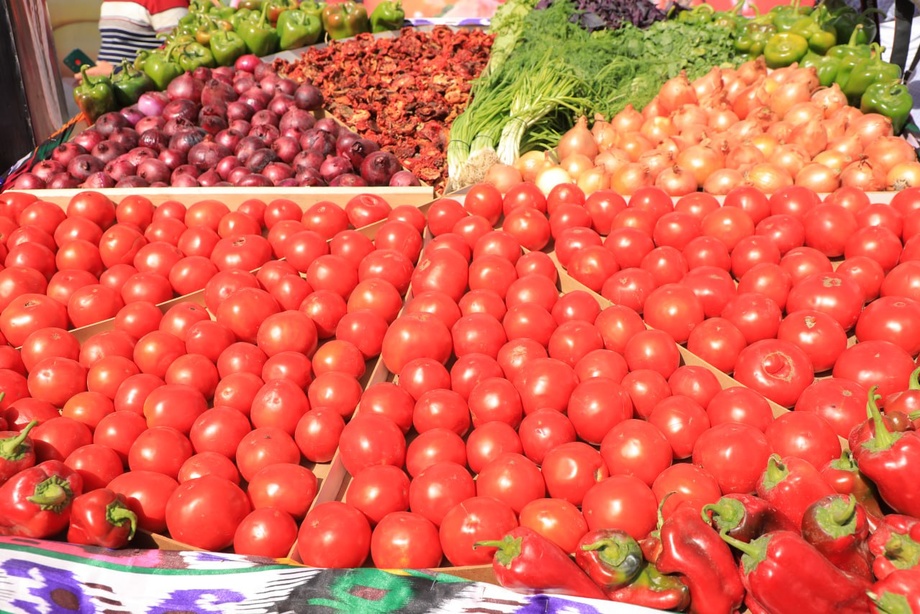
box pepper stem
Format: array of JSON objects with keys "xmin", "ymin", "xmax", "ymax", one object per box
[
  {"xmin": 474, "ymin": 535, "xmax": 521, "ymax": 568},
  {"xmin": 867, "ymin": 386, "xmax": 897, "ymax": 451},
  {"xmin": 27, "ymin": 476, "xmax": 73, "ymax": 513},
  {"xmin": 814, "ymin": 494, "xmax": 858, "ymax": 539},
  {"xmin": 702, "ymin": 497, "xmax": 745, "ymax": 533},
  {"xmin": 0, "ymin": 420, "xmax": 37, "ymax": 460},
  {"xmin": 868, "ymin": 590, "xmax": 912, "ymax": 614},
  {"xmin": 719, "ymin": 530, "xmax": 769, "ymax": 572},
  {"xmin": 761, "ymin": 454, "xmax": 788, "ymax": 491},
  {"xmin": 829, "ymin": 448, "xmax": 858, "ymax": 472},
  {"xmin": 107, "ymin": 502, "xmax": 138, "ymax": 541},
  {"xmin": 581, "ymin": 536, "xmax": 629, "ymax": 568},
  {"xmin": 848, "ymin": 24, "xmax": 864, "ymax": 46},
  {"xmin": 832, "ymin": 494, "xmax": 857, "ymax": 525}
]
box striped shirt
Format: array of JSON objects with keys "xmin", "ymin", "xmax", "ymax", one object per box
[{"xmin": 98, "ymin": 0, "xmax": 190, "ymax": 64}]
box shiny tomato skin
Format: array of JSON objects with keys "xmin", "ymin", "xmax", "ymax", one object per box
[
  {"xmin": 409, "ymin": 461, "xmax": 477, "ymax": 529},
  {"xmin": 128, "ymin": 426, "xmax": 193, "ymax": 480},
  {"xmin": 297, "ymin": 502, "xmax": 371, "ymax": 568},
  {"xmin": 438, "ymin": 496, "xmax": 518, "ymax": 566},
  {"xmin": 177, "ymin": 451, "xmax": 241, "ymax": 485},
  {"xmin": 64, "ymin": 443, "xmax": 124, "ymax": 491},
  {"xmin": 381, "ymin": 314, "xmax": 452, "ymax": 374},
  {"xmin": 855, "ymin": 296, "xmax": 920, "ymax": 357},
  {"xmin": 346, "ymin": 464, "xmax": 411, "ymax": 526},
  {"xmin": 832, "ymin": 339, "xmax": 915, "ymax": 405},
  {"xmin": 582, "ymin": 475, "xmax": 658, "ymax": 540},
  {"xmin": 165, "ymin": 476, "xmax": 251, "ymax": 551},
  {"xmin": 720, "ymin": 293, "xmax": 783, "ymax": 345},
  {"xmin": 293, "ymin": 408, "xmax": 345, "ymax": 464},
  {"xmin": 651, "ymin": 463, "xmax": 722, "ymax": 520},
  {"xmin": 686, "ymin": 317, "xmax": 748, "ymax": 375},
  {"xmin": 648, "ymin": 395, "xmax": 711, "ymax": 460},
  {"xmin": 405, "ymin": 428, "xmax": 467, "ymax": 478},
  {"xmin": 465, "ymin": 421, "xmax": 523, "ymax": 475},
  {"xmin": 765, "ymin": 412, "xmax": 842, "ymax": 470},
  {"xmin": 567, "ymin": 378, "xmax": 633, "ymax": 445},
  {"xmin": 235, "ymin": 426, "xmax": 300, "ymax": 482},
  {"xmin": 233, "ymin": 508, "xmax": 298, "ymax": 558},
  {"xmin": 541, "ymin": 442, "xmax": 608, "ymax": 507},
  {"xmin": 189, "ymin": 406, "xmax": 252, "ymax": 460},
  {"xmin": 247, "ymin": 463, "xmax": 318, "ymax": 520},
  {"xmin": 706, "ymin": 386, "xmax": 775, "ymax": 432},
  {"xmin": 371, "ymin": 511, "xmax": 443, "ymax": 569},
  {"xmin": 600, "ymin": 419, "xmax": 672, "ymax": 486},
  {"xmin": 777, "ymin": 310, "xmax": 848, "ymax": 373},
  {"xmin": 786, "ymin": 272, "xmax": 865, "ymax": 332},
  {"xmin": 692, "ymin": 423, "xmax": 771, "ymax": 494},
  {"xmin": 623, "ymin": 330, "xmax": 680, "ymax": 379},
  {"xmin": 794, "ymin": 378, "xmax": 869, "ymax": 440},
  {"xmin": 733, "ymin": 339, "xmax": 815, "ymax": 408},
  {"xmin": 108, "ymin": 470, "xmax": 179, "ymax": 533},
  {"xmin": 518, "ymin": 498, "xmax": 588, "ymax": 555},
  {"xmin": 512, "ymin": 357, "xmax": 579, "ymax": 415},
  {"xmin": 338, "ymin": 414, "xmax": 406, "ymax": 476}
]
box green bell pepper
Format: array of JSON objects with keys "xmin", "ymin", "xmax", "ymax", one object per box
[
  {"xmin": 771, "ymin": 0, "xmax": 812, "ymax": 33},
  {"xmin": 321, "ymin": 1, "xmax": 369, "ymax": 40},
  {"xmin": 142, "ymin": 44, "xmax": 184, "ymax": 90},
  {"xmin": 861, "ymin": 80, "xmax": 913, "ymax": 134},
  {"xmin": 801, "ymin": 52, "xmax": 842, "ymax": 87},
  {"xmin": 825, "ymin": 2, "xmax": 878, "ymax": 47},
  {"xmin": 277, "ymin": 9, "xmax": 322, "ymax": 50},
  {"xmin": 790, "ymin": 6, "xmax": 838, "ymax": 56},
  {"xmin": 734, "ymin": 21, "xmax": 777, "ymax": 59},
  {"xmin": 133, "ymin": 49, "xmax": 151, "ymax": 71},
  {"xmin": 230, "ymin": 8, "xmax": 253, "ymax": 30},
  {"xmin": 111, "ymin": 59, "xmax": 156, "ymax": 107},
  {"xmin": 764, "ymin": 32, "xmax": 810, "ymax": 69},
  {"xmin": 370, "ymin": 0, "xmax": 404, "ymax": 33},
  {"xmin": 266, "ymin": 0, "xmax": 298, "ymax": 24},
  {"xmin": 712, "ymin": 0, "xmax": 745, "ymax": 32},
  {"xmin": 73, "ymin": 65, "xmax": 117, "ymax": 122},
  {"xmin": 237, "ymin": 3, "xmax": 279, "ymax": 56},
  {"xmin": 840, "ymin": 45, "xmax": 903, "ymax": 104},
  {"xmin": 677, "ymin": 3, "xmax": 714, "ymax": 26},
  {"xmin": 299, "ymin": 0, "xmax": 326, "ymax": 21},
  {"xmin": 178, "ymin": 41, "xmax": 216, "ymax": 72},
  {"xmin": 827, "ymin": 24, "xmax": 872, "ymax": 67},
  {"xmin": 209, "ymin": 5, "xmax": 237, "ymax": 21},
  {"xmin": 239, "ymin": 0, "xmax": 264, "ymax": 9},
  {"xmin": 210, "ymin": 29, "xmax": 248, "ymax": 66}
]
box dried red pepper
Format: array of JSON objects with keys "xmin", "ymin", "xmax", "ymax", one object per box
[
  {"xmin": 67, "ymin": 489, "xmax": 138, "ymax": 549},
  {"xmin": 722, "ymin": 530, "xmax": 871, "ymax": 614},
  {"xmin": 475, "ymin": 526, "xmax": 609, "ymax": 600},
  {"xmin": 800, "ymin": 494, "xmax": 873, "ymax": 581},
  {"xmin": 755, "ymin": 454, "xmax": 836, "ymax": 529},
  {"xmin": 868, "ymin": 515, "xmax": 920, "ymax": 580},
  {"xmin": 702, "ymin": 493, "xmax": 797, "ymax": 543},
  {"xmin": 656, "ymin": 504, "xmax": 745, "ymax": 613},
  {"xmin": 0, "ymin": 460, "xmax": 83, "ymax": 538},
  {"xmin": 0, "ymin": 419, "xmax": 37, "ymax": 485},
  {"xmin": 856, "ymin": 386, "xmax": 920, "ymax": 518}
]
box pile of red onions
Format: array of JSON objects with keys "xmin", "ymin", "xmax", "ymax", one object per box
[
  {"xmin": 11, "ymin": 56, "xmax": 421, "ymax": 190},
  {"xmin": 495, "ymin": 58, "xmax": 919, "ymax": 197}
]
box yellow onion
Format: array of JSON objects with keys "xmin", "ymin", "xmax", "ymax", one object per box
[
  {"xmin": 703, "ymin": 168, "xmax": 744, "ymax": 194},
  {"xmin": 847, "ymin": 113, "xmax": 895, "ymax": 149},
  {"xmin": 558, "ymin": 116, "xmax": 598, "ymax": 160},
  {"xmin": 864, "ymin": 136, "xmax": 918, "ymax": 174},
  {"xmin": 612, "ymin": 105, "xmax": 643, "ymax": 134},
  {"xmin": 811, "ymin": 84, "xmax": 847, "ymax": 118},
  {"xmin": 795, "ymin": 163, "xmax": 840, "ymax": 193},
  {"xmin": 744, "ymin": 163, "xmax": 794, "ymax": 193},
  {"xmin": 577, "ymin": 167, "xmax": 610, "ymax": 195},
  {"xmin": 787, "ymin": 119, "xmax": 828, "ymax": 159},
  {"xmin": 888, "ymin": 161, "xmax": 920, "ymax": 191}
]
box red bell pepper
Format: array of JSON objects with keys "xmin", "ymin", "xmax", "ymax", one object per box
[
  {"xmin": 575, "ymin": 529, "xmax": 644, "ymax": 592},
  {"xmin": 868, "ymin": 515, "xmax": 920, "ymax": 580},
  {"xmin": 66, "ymin": 488, "xmax": 138, "ymax": 549},
  {"xmin": 656, "ymin": 504, "xmax": 745, "ymax": 614},
  {"xmin": 722, "ymin": 530, "xmax": 871, "ymax": 614},
  {"xmin": 869, "ymin": 568, "xmax": 920, "ymax": 614},
  {"xmin": 820, "ymin": 449, "xmax": 885, "ymax": 528},
  {"xmin": 702, "ymin": 493, "xmax": 797, "ymax": 543},
  {"xmin": 0, "ymin": 419, "xmax": 37, "ymax": 485},
  {"xmin": 475, "ymin": 526, "xmax": 608, "ymax": 600},
  {"xmin": 800, "ymin": 494, "xmax": 872, "ymax": 581},
  {"xmin": 0, "ymin": 460, "xmax": 83, "ymax": 538},
  {"xmin": 606, "ymin": 562, "xmax": 691, "ymax": 611},
  {"xmin": 756, "ymin": 454, "xmax": 836, "ymax": 530},
  {"xmin": 856, "ymin": 387, "xmax": 920, "ymax": 518}
]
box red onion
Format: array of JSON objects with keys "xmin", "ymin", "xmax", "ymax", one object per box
[
  {"xmin": 163, "ymin": 99, "xmax": 200, "ymax": 123},
  {"xmin": 167, "ymin": 73, "xmax": 205, "ymax": 102},
  {"xmin": 32, "ymin": 159, "xmax": 65, "ymax": 182},
  {"xmin": 276, "ymin": 177, "xmax": 300, "ymax": 187},
  {"xmin": 172, "ymin": 164, "xmax": 201, "ymax": 180},
  {"xmin": 253, "ymin": 62, "xmax": 272, "ymax": 81},
  {"xmin": 91, "ymin": 141, "xmax": 127, "ymax": 164},
  {"xmin": 201, "ymin": 79, "xmax": 238, "ymax": 108},
  {"xmin": 172, "ymin": 174, "xmax": 201, "ymax": 187},
  {"xmin": 247, "ymin": 148, "xmax": 279, "ymax": 173},
  {"xmin": 138, "ymin": 129, "xmax": 169, "ymax": 152},
  {"xmin": 272, "ymin": 136, "xmax": 301, "ymax": 163},
  {"xmin": 169, "ymin": 129, "xmax": 206, "ymax": 157},
  {"xmin": 343, "ymin": 137, "xmax": 379, "ymax": 169},
  {"xmin": 104, "ymin": 157, "xmax": 137, "ymax": 181},
  {"xmin": 199, "ymin": 114, "xmax": 229, "ymax": 136},
  {"xmin": 235, "ymin": 136, "xmax": 264, "ymax": 164},
  {"xmin": 227, "ymin": 166, "xmax": 250, "ymax": 184},
  {"xmin": 163, "ymin": 117, "xmax": 196, "ymax": 137},
  {"xmin": 227, "ymin": 101, "xmax": 255, "ymax": 122},
  {"xmin": 292, "ymin": 149, "xmax": 324, "ymax": 174},
  {"xmin": 269, "ymin": 94, "xmax": 296, "ymax": 116},
  {"xmin": 119, "ymin": 105, "xmax": 145, "ymax": 127},
  {"xmin": 389, "ymin": 170, "xmax": 420, "ymax": 186},
  {"xmin": 360, "ymin": 150, "xmax": 401, "ymax": 185},
  {"xmin": 216, "ymin": 129, "xmax": 245, "ymax": 151},
  {"xmin": 49, "ymin": 173, "xmax": 81, "ymax": 188},
  {"xmin": 108, "ymin": 127, "xmax": 139, "ymax": 151},
  {"xmin": 250, "ymin": 123, "xmax": 280, "ymax": 146},
  {"xmin": 240, "ymin": 87, "xmax": 270, "ymax": 112},
  {"xmin": 73, "ymin": 129, "xmax": 105, "ymax": 151},
  {"xmin": 51, "ymin": 143, "xmax": 86, "ymax": 166},
  {"xmin": 294, "ymin": 84, "xmax": 323, "ymax": 111},
  {"xmin": 135, "ymin": 115, "xmax": 166, "ymax": 134},
  {"xmin": 314, "ymin": 118, "xmax": 340, "ymax": 138},
  {"xmin": 82, "ymin": 172, "xmax": 116, "ymax": 189},
  {"xmin": 235, "ymin": 54, "xmax": 262, "ymax": 73},
  {"xmin": 320, "ymin": 155, "xmax": 353, "ymax": 183},
  {"xmin": 126, "ymin": 147, "xmax": 158, "ymax": 166},
  {"xmin": 296, "ymin": 168, "xmax": 324, "ymax": 186},
  {"xmin": 299, "ymin": 129, "xmax": 335, "ymax": 157},
  {"xmin": 279, "ymin": 109, "xmax": 316, "ymax": 134},
  {"xmin": 329, "ymin": 173, "xmax": 367, "ymax": 187},
  {"xmin": 95, "ymin": 112, "xmax": 129, "ymax": 137},
  {"xmin": 191, "ymin": 66, "xmax": 212, "ymax": 82},
  {"xmin": 233, "ymin": 75, "xmax": 256, "ymax": 95},
  {"xmin": 262, "ymin": 162, "xmax": 294, "ymax": 184},
  {"xmin": 188, "ymin": 142, "xmax": 231, "ymax": 171},
  {"xmin": 158, "ymin": 148, "xmax": 184, "ymax": 171},
  {"xmin": 229, "ymin": 119, "xmax": 252, "ymax": 135},
  {"xmin": 137, "ymin": 158, "xmax": 171, "ymax": 184},
  {"xmin": 9, "ymin": 173, "xmax": 45, "ymax": 190},
  {"xmin": 198, "ymin": 169, "xmax": 222, "ymax": 186},
  {"xmin": 275, "ymin": 79, "xmax": 298, "ymax": 96},
  {"xmin": 68, "ymin": 154, "xmax": 104, "ymax": 181},
  {"xmin": 216, "ymin": 155, "xmax": 242, "ymax": 180},
  {"xmin": 115, "ymin": 176, "xmax": 150, "ymax": 187},
  {"xmin": 252, "ymin": 109, "xmax": 280, "ymax": 127},
  {"xmin": 212, "ymin": 66, "xmax": 234, "ymax": 83},
  {"xmin": 235, "ymin": 173, "xmax": 273, "ymax": 187},
  {"xmin": 138, "ymin": 91, "xmax": 169, "ymax": 117}
]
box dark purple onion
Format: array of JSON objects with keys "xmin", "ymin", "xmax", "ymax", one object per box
[
  {"xmin": 198, "ymin": 169, "xmax": 222, "ymax": 186},
  {"xmin": 235, "ymin": 173, "xmax": 273, "ymax": 187},
  {"xmin": 217, "ymin": 155, "xmax": 242, "ymax": 180},
  {"xmin": 9, "ymin": 173, "xmax": 45, "ymax": 190},
  {"xmin": 227, "ymin": 101, "xmax": 255, "ymax": 123},
  {"xmin": 253, "ymin": 62, "xmax": 272, "ymax": 81},
  {"xmin": 91, "ymin": 141, "xmax": 127, "ymax": 165},
  {"xmin": 68, "ymin": 154, "xmax": 104, "ymax": 181},
  {"xmin": 158, "ymin": 148, "xmax": 185, "ymax": 171},
  {"xmin": 171, "ymin": 174, "xmax": 201, "ymax": 187},
  {"xmin": 168, "ymin": 129, "xmax": 206, "ymax": 157},
  {"xmin": 202, "ymin": 79, "xmax": 238, "ymax": 108},
  {"xmin": 235, "ymin": 136, "xmax": 264, "ymax": 165},
  {"xmin": 119, "ymin": 105, "xmax": 145, "ymax": 127},
  {"xmin": 275, "ymin": 79, "xmax": 298, "ymax": 97},
  {"xmin": 252, "ymin": 109, "xmax": 280, "ymax": 128},
  {"xmin": 233, "ymin": 75, "xmax": 256, "ymax": 95},
  {"xmin": 269, "ymin": 94, "xmax": 296, "ymax": 116},
  {"xmin": 126, "ymin": 147, "xmax": 158, "ymax": 166},
  {"xmin": 172, "ymin": 165, "xmax": 201, "ymax": 182},
  {"xmin": 389, "ymin": 170, "xmax": 421, "ymax": 186},
  {"xmin": 247, "ymin": 148, "xmax": 278, "ymax": 173},
  {"xmin": 343, "ymin": 137, "xmax": 379, "ymax": 169},
  {"xmin": 105, "ymin": 157, "xmax": 137, "ymax": 181},
  {"xmin": 199, "ymin": 114, "xmax": 229, "ymax": 136},
  {"xmin": 271, "ymin": 136, "xmax": 301, "ymax": 164},
  {"xmin": 135, "ymin": 115, "xmax": 166, "ymax": 134},
  {"xmin": 292, "ymin": 149, "xmax": 324, "ymax": 174},
  {"xmin": 227, "ymin": 166, "xmax": 250, "ymax": 184},
  {"xmin": 360, "ymin": 150, "xmax": 402, "ymax": 185},
  {"xmin": 240, "ymin": 87, "xmax": 270, "ymax": 113},
  {"xmin": 82, "ymin": 172, "xmax": 116, "ymax": 189},
  {"xmin": 294, "ymin": 84, "xmax": 324, "ymax": 111},
  {"xmin": 116, "ymin": 175, "xmax": 150, "ymax": 188},
  {"xmin": 280, "ymin": 108, "xmax": 316, "ymax": 134},
  {"xmin": 319, "ymin": 155, "xmax": 353, "ymax": 183},
  {"xmin": 108, "ymin": 127, "xmax": 139, "ymax": 151},
  {"xmin": 51, "ymin": 142, "xmax": 87, "ymax": 166},
  {"xmin": 251, "ymin": 123, "xmax": 280, "ymax": 147},
  {"xmin": 216, "ymin": 128, "xmax": 245, "ymax": 151},
  {"xmin": 229, "ymin": 119, "xmax": 252, "ymax": 135},
  {"xmin": 259, "ymin": 74, "xmax": 281, "ymax": 95},
  {"xmin": 167, "ymin": 73, "xmax": 205, "ymax": 102},
  {"xmin": 32, "ymin": 159, "xmax": 66, "ymax": 182},
  {"xmin": 163, "ymin": 117, "xmax": 196, "ymax": 137},
  {"xmin": 191, "ymin": 66, "xmax": 212, "ymax": 82},
  {"xmin": 299, "ymin": 129, "xmax": 336, "ymax": 157},
  {"xmin": 48, "ymin": 173, "xmax": 81, "ymax": 189},
  {"xmin": 329, "ymin": 173, "xmax": 368, "ymax": 187},
  {"xmin": 212, "ymin": 66, "xmax": 234, "ymax": 83},
  {"xmin": 188, "ymin": 141, "xmax": 231, "ymax": 172},
  {"xmin": 163, "ymin": 99, "xmax": 200, "ymax": 123},
  {"xmin": 95, "ymin": 112, "xmax": 129, "ymax": 136},
  {"xmin": 73, "ymin": 129, "xmax": 105, "ymax": 151},
  {"xmin": 138, "ymin": 91, "xmax": 169, "ymax": 117},
  {"xmin": 138, "ymin": 128, "xmax": 169, "ymax": 152},
  {"xmin": 137, "ymin": 158, "xmax": 171, "ymax": 184},
  {"xmin": 314, "ymin": 118, "xmax": 340, "ymax": 138},
  {"xmin": 262, "ymin": 162, "xmax": 294, "ymax": 184},
  {"xmin": 296, "ymin": 168, "xmax": 325, "ymax": 186}
]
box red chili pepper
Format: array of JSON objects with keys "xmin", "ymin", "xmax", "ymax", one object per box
[
  {"xmin": 755, "ymin": 454, "xmax": 836, "ymax": 530},
  {"xmin": 857, "ymin": 386, "xmax": 920, "ymax": 518},
  {"xmin": 800, "ymin": 494, "xmax": 873, "ymax": 581},
  {"xmin": 702, "ymin": 493, "xmax": 797, "ymax": 543},
  {"xmin": 869, "ymin": 568, "xmax": 920, "ymax": 614},
  {"xmin": 868, "ymin": 515, "xmax": 920, "ymax": 580},
  {"xmin": 0, "ymin": 419, "xmax": 37, "ymax": 485},
  {"xmin": 574, "ymin": 529, "xmax": 644, "ymax": 592},
  {"xmin": 66, "ymin": 489, "xmax": 138, "ymax": 549},
  {"xmin": 606, "ymin": 562, "xmax": 691, "ymax": 611},
  {"xmin": 820, "ymin": 449, "xmax": 885, "ymax": 528},
  {"xmin": 656, "ymin": 504, "xmax": 745, "ymax": 614},
  {"xmin": 722, "ymin": 530, "xmax": 871, "ymax": 614},
  {"xmin": 0, "ymin": 460, "xmax": 83, "ymax": 538},
  {"xmin": 474, "ymin": 526, "xmax": 608, "ymax": 600}
]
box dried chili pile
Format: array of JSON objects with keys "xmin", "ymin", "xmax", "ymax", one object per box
[{"xmin": 275, "ymin": 27, "xmax": 493, "ymax": 193}]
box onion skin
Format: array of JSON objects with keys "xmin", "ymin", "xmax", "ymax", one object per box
[
  {"xmin": 795, "ymin": 163, "xmax": 840, "ymax": 193},
  {"xmin": 887, "ymin": 162, "xmax": 920, "ymax": 191},
  {"xmin": 558, "ymin": 116, "xmax": 598, "ymax": 161}
]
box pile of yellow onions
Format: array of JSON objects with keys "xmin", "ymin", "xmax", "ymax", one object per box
[{"xmin": 508, "ymin": 57, "xmax": 920, "ymax": 196}]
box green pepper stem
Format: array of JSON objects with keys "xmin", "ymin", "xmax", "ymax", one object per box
[
  {"xmin": 581, "ymin": 536, "xmax": 629, "ymax": 568},
  {"xmin": 702, "ymin": 498, "xmax": 745, "ymax": 532},
  {"xmin": 0, "ymin": 420, "xmax": 37, "ymax": 459},
  {"xmin": 848, "ymin": 23, "xmax": 864, "ymax": 46},
  {"xmin": 474, "ymin": 535, "xmax": 521, "ymax": 567},
  {"xmin": 719, "ymin": 529, "xmax": 761, "ymax": 559},
  {"xmin": 27, "ymin": 476, "xmax": 72, "ymax": 512},
  {"xmin": 867, "ymin": 386, "xmax": 896, "ymax": 450},
  {"xmin": 107, "ymin": 502, "xmax": 138, "ymax": 541},
  {"xmin": 832, "ymin": 494, "xmax": 857, "ymax": 525},
  {"xmin": 763, "ymin": 454, "xmax": 788, "ymax": 490}
]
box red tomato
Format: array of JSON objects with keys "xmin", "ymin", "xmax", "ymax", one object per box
[
  {"xmin": 567, "ymin": 378, "xmax": 633, "ymax": 445},
  {"xmin": 452, "ymin": 313, "xmax": 507, "ymax": 359},
  {"xmin": 20, "ymin": 327, "xmax": 79, "ymax": 373},
  {"xmin": 682, "ymin": 235, "xmax": 732, "ymax": 271},
  {"xmin": 786, "ymin": 272, "xmax": 865, "ymax": 332},
  {"xmin": 408, "ymin": 461, "xmax": 477, "ymax": 529},
  {"xmin": 450, "ymin": 353, "xmax": 504, "ymax": 402},
  {"xmin": 844, "ymin": 226, "xmax": 902, "ymax": 273},
  {"xmin": 838, "ymin": 256, "xmax": 885, "ymax": 304},
  {"xmin": 27, "ymin": 357, "xmax": 87, "ymax": 409},
  {"xmin": 518, "ymin": 409, "xmax": 577, "ymax": 465},
  {"xmin": 294, "ymin": 408, "xmax": 345, "ymax": 464},
  {"xmin": 518, "ymin": 498, "xmax": 588, "ymax": 555},
  {"xmin": 541, "ymin": 442, "xmax": 608, "ymax": 507},
  {"xmin": 177, "ymin": 452, "xmax": 240, "ymax": 485},
  {"xmin": 700, "ymin": 206, "xmax": 755, "ymax": 252},
  {"xmin": 358, "ymin": 382, "xmax": 414, "ymax": 432},
  {"xmin": 594, "ymin": 305, "xmax": 645, "ymax": 354},
  {"xmin": 256, "ymin": 310, "xmax": 318, "ymax": 358},
  {"xmin": 497, "ymin": 338, "xmax": 548, "ymax": 384},
  {"xmin": 405, "ymin": 428, "xmax": 467, "ymax": 478},
  {"xmin": 381, "ymin": 314, "xmax": 452, "ymax": 374},
  {"xmin": 307, "ymin": 371, "xmax": 362, "ymax": 420},
  {"xmin": 755, "ymin": 214, "xmax": 806, "ymax": 256},
  {"xmin": 680, "ymin": 266, "xmax": 737, "ymax": 318},
  {"xmin": 133, "ymin": 331, "xmax": 186, "ymax": 379},
  {"xmin": 621, "ymin": 369, "xmax": 670, "ymax": 420},
  {"xmin": 465, "ymin": 421, "xmax": 523, "ymax": 475},
  {"xmin": 438, "ymin": 496, "xmax": 518, "ymax": 566},
  {"xmin": 721, "ymin": 293, "xmax": 783, "ymax": 345},
  {"xmin": 346, "ymin": 464, "xmax": 411, "ymax": 525},
  {"xmin": 648, "ymin": 395, "xmax": 711, "ymax": 460},
  {"xmin": 247, "ymin": 463, "xmax": 317, "ymax": 520},
  {"xmin": 582, "ymin": 475, "xmax": 658, "ymax": 540},
  {"xmin": 795, "ymin": 378, "xmax": 869, "ymax": 440},
  {"xmin": 108, "ymin": 470, "xmax": 178, "ymax": 533},
  {"xmin": 143, "ymin": 383, "xmax": 208, "ymax": 435},
  {"xmin": 667, "ymin": 366, "xmax": 720, "ymax": 410},
  {"xmin": 777, "ymin": 310, "xmax": 848, "ymax": 373},
  {"xmin": 575, "ymin": 349, "xmax": 628, "ymax": 384},
  {"xmin": 235, "ymin": 426, "xmax": 300, "ymax": 482},
  {"xmin": 686, "ymin": 317, "xmax": 747, "ymax": 375},
  {"xmin": 338, "ymin": 414, "xmax": 406, "ymax": 476},
  {"xmin": 600, "ymin": 419, "xmax": 672, "ymax": 486},
  {"xmin": 468, "ymin": 377, "xmax": 523, "ymax": 428},
  {"xmin": 233, "ymin": 508, "xmax": 298, "ymax": 558},
  {"xmin": 833, "ymin": 340, "xmax": 914, "ymax": 405},
  {"xmin": 166, "ymin": 476, "xmax": 250, "ymax": 551},
  {"xmin": 623, "ymin": 330, "xmax": 680, "ymax": 378},
  {"xmin": 335, "ymin": 309, "xmax": 388, "ymax": 360},
  {"xmin": 371, "ymin": 511, "xmax": 443, "ymax": 569},
  {"xmin": 164, "ymin": 354, "xmax": 219, "ymax": 400},
  {"xmin": 802, "ymin": 203, "xmax": 857, "ymax": 257},
  {"xmin": 297, "ymin": 502, "xmax": 371, "ymax": 568},
  {"xmin": 413, "ymin": 388, "xmax": 471, "ymax": 436},
  {"xmin": 1, "ymin": 294, "xmax": 68, "ymax": 347},
  {"xmin": 642, "ymin": 284, "xmax": 705, "ymax": 344},
  {"xmin": 217, "ymin": 342, "xmax": 268, "ymax": 380},
  {"xmin": 855, "ymin": 296, "xmax": 920, "ymax": 357},
  {"xmin": 64, "ymin": 443, "xmax": 124, "ymax": 491},
  {"xmin": 651, "ymin": 463, "xmax": 722, "ymax": 520},
  {"xmin": 503, "ymin": 304, "xmax": 557, "ymax": 347},
  {"xmin": 706, "ymin": 386, "xmax": 775, "ymax": 432},
  {"xmin": 512, "ymin": 357, "xmax": 579, "ymax": 414},
  {"xmin": 733, "ymin": 339, "xmax": 815, "ymax": 408},
  {"xmin": 250, "ymin": 379, "xmax": 309, "ymax": 435},
  {"xmin": 604, "ymin": 228, "xmax": 655, "ymax": 269},
  {"xmin": 506, "ymin": 273, "xmax": 559, "ymax": 312},
  {"xmin": 93, "ymin": 411, "xmax": 147, "ymax": 465},
  {"xmin": 407, "ymin": 290, "xmax": 464, "ymax": 328},
  {"xmin": 189, "ymin": 407, "xmax": 252, "ymax": 460},
  {"xmin": 61, "ymin": 391, "xmax": 114, "ymax": 431},
  {"xmin": 113, "ymin": 302, "xmax": 163, "ymax": 340},
  {"xmin": 128, "ymin": 426, "xmax": 193, "ymax": 479},
  {"xmin": 765, "ymin": 412, "xmax": 842, "ymax": 470},
  {"xmin": 217, "ymin": 287, "xmax": 281, "ymax": 345},
  {"xmin": 67, "ymin": 283, "xmax": 123, "ymax": 327},
  {"xmin": 692, "ymin": 423, "xmax": 770, "ymax": 494},
  {"xmin": 300, "ymin": 290, "xmax": 347, "ymax": 339}
]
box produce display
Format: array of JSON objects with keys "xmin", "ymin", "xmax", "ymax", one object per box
[
  {"xmin": 13, "ymin": 58, "xmax": 422, "ymax": 190},
  {"xmin": 276, "ymin": 27, "xmax": 494, "ymax": 193}
]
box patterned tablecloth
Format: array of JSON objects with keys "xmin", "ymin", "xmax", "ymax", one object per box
[{"xmin": 0, "ymin": 537, "xmax": 655, "ymax": 613}]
